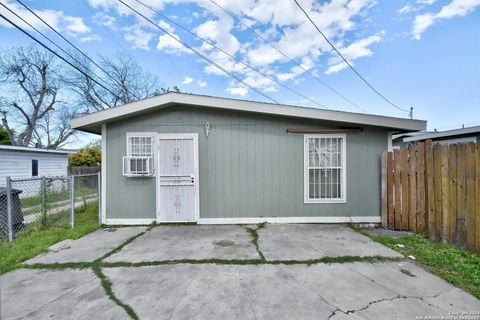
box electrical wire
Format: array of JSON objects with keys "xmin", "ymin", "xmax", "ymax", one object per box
[
  {"xmin": 0, "ymin": 13, "xmax": 120, "ymax": 99},
  {"xmin": 208, "ymin": 0, "xmax": 367, "ymax": 113},
  {"xmin": 15, "ymin": 0, "xmax": 139, "ymax": 101},
  {"xmin": 117, "ymin": 0, "xmax": 280, "ymax": 104},
  {"xmin": 130, "ymin": 0, "xmax": 330, "ymax": 109},
  {"xmin": 0, "ymin": 2, "xmax": 119, "ymax": 100},
  {"xmin": 292, "ymin": 0, "xmax": 409, "ymax": 113}
]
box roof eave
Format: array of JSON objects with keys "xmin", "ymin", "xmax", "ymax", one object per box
[{"xmin": 71, "ymin": 92, "xmax": 427, "ymax": 133}]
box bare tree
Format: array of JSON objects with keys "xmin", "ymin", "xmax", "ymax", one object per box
[
  {"xmin": 66, "ymin": 53, "xmax": 159, "ymax": 112},
  {"xmin": 0, "ymin": 45, "xmax": 74, "ymax": 148}
]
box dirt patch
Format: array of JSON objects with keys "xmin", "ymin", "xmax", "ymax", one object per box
[
  {"xmin": 400, "ymin": 268, "xmax": 416, "ymax": 277},
  {"xmin": 213, "ymin": 240, "xmax": 235, "ymax": 247}
]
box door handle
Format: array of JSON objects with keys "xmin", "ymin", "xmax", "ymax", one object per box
[{"xmin": 191, "ymin": 176, "xmax": 195, "ymax": 183}]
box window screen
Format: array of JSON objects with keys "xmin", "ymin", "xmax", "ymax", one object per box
[
  {"xmin": 31, "ymin": 159, "xmax": 38, "ymax": 177},
  {"xmin": 126, "ymin": 136, "xmax": 153, "ymax": 175},
  {"xmin": 305, "ymin": 135, "xmax": 345, "ymax": 202}
]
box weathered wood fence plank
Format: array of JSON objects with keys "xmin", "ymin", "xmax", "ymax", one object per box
[
  {"xmin": 408, "ymin": 144, "xmax": 417, "ymax": 232},
  {"xmin": 386, "ymin": 140, "xmax": 479, "ymax": 254}
]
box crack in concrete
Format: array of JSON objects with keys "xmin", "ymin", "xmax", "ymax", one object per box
[{"xmin": 326, "ymin": 289, "xmax": 454, "ymax": 319}]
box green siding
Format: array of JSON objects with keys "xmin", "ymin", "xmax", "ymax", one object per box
[{"xmin": 105, "ymin": 105, "xmax": 387, "ymax": 220}]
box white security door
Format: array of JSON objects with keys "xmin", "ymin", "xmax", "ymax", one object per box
[{"xmin": 157, "ymin": 134, "xmax": 198, "ymax": 222}]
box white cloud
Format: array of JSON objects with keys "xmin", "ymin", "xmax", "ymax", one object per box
[
  {"xmin": 398, "ymin": 5, "xmax": 415, "ymax": 14},
  {"xmin": 326, "ymin": 31, "xmax": 384, "ymax": 74},
  {"xmin": 93, "ymin": 12, "xmax": 116, "ymax": 27},
  {"xmin": 123, "ymin": 24, "xmax": 154, "ymax": 50},
  {"xmin": 413, "ymin": 0, "xmax": 480, "ymax": 39},
  {"xmin": 158, "ymin": 20, "xmax": 175, "ymax": 33},
  {"xmin": 87, "ymin": 0, "xmax": 383, "ymax": 96},
  {"xmin": 79, "ymin": 34, "xmax": 102, "ymax": 43},
  {"xmin": 417, "ymin": 0, "xmax": 437, "ymax": 4},
  {"xmin": 226, "ymin": 86, "xmax": 249, "ymax": 96},
  {"xmin": 182, "ymin": 76, "xmax": 193, "ymax": 84},
  {"xmin": 0, "ymin": 0, "xmax": 92, "ymax": 36},
  {"xmin": 63, "ymin": 16, "xmax": 91, "ymax": 34},
  {"xmin": 198, "ymin": 80, "xmax": 207, "ymax": 87},
  {"xmin": 156, "ymin": 33, "xmax": 185, "ymax": 53}
]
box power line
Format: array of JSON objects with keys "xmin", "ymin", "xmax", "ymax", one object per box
[
  {"xmin": 15, "ymin": 0, "xmax": 139, "ymax": 101},
  {"xmin": 0, "ymin": 2, "xmax": 118, "ymax": 99},
  {"xmin": 292, "ymin": 0, "xmax": 410, "ymax": 114},
  {"xmin": 117, "ymin": 0, "xmax": 280, "ymax": 104},
  {"xmin": 0, "ymin": 13, "xmax": 120, "ymax": 99},
  {"xmin": 208, "ymin": 0, "xmax": 367, "ymax": 113},
  {"xmin": 131, "ymin": 0, "xmax": 330, "ymax": 110},
  {"xmin": 80, "ymin": 0, "xmax": 127, "ymax": 52}
]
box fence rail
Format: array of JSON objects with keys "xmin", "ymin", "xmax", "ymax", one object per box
[
  {"xmin": 1, "ymin": 173, "xmax": 101, "ymax": 242},
  {"xmin": 68, "ymin": 166, "xmax": 101, "ymax": 176},
  {"xmin": 383, "ymin": 140, "xmax": 480, "ymax": 254}
]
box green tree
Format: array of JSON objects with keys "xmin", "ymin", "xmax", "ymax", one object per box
[
  {"xmin": 0, "ymin": 125, "xmax": 11, "ymax": 144},
  {"xmin": 68, "ymin": 147, "xmax": 101, "ymax": 167}
]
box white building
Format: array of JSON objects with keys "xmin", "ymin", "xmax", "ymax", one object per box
[{"xmin": 0, "ymin": 145, "xmax": 75, "ymax": 186}]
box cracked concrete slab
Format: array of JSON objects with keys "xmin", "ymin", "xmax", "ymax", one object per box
[
  {"xmin": 329, "ymin": 298, "xmax": 449, "ymax": 320},
  {"xmin": 105, "ymin": 225, "xmax": 260, "ymax": 262},
  {"xmin": 104, "ymin": 262, "xmax": 478, "ymax": 320},
  {"xmin": 258, "ymin": 224, "xmax": 403, "ymax": 260},
  {"xmin": 104, "ymin": 264, "xmax": 337, "ymax": 320},
  {"xmin": 24, "ymin": 227, "xmax": 147, "ymax": 264},
  {"xmin": 0, "ymin": 268, "xmax": 129, "ymax": 320}
]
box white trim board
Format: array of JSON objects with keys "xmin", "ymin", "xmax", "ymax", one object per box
[
  {"xmin": 72, "ymin": 92, "xmax": 426, "ymax": 134},
  {"xmin": 101, "ymin": 124, "xmax": 107, "ymax": 224},
  {"xmin": 197, "ymin": 216, "xmax": 381, "ymax": 225},
  {"xmin": 104, "ymin": 218, "xmax": 156, "ymax": 225}
]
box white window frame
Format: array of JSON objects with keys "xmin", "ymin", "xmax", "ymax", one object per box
[
  {"xmin": 123, "ymin": 132, "xmax": 156, "ymax": 177},
  {"xmin": 304, "ymin": 134, "xmax": 347, "ymax": 203}
]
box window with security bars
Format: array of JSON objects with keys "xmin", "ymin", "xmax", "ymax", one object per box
[
  {"xmin": 123, "ymin": 136, "xmax": 154, "ymax": 176},
  {"xmin": 305, "ymin": 135, "xmax": 346, "ymax": 202}
]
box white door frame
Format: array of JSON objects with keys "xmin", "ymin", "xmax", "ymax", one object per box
[{"xmin": 155, "ymin": 133, "xmax": 200, "ymax": 223}]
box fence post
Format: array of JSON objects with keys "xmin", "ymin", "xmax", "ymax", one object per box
[
  {"xmin": 41, "ymin": 176, "xmax": 47, "ymax": 226},
  {"xmin": 70, "ymin": 176, "xmax": 75, "ymax": 229},
  {"xmin": 97, "ymin": 172, "xmax": 101, "ymax": 226},
  {"xmin": 6, "ymin": 176, "xmax": 13, "ymax": 241}
]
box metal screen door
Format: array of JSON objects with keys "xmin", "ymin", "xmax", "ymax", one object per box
[{"xmin": 157, "ymin": 135, "xmax": 198, "ymax": 222}]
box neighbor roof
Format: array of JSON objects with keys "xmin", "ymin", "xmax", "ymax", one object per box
[
  {"xmin": 0, "ymin": 145, "xmax": 75, "ymax": 154},
  {"xmin": 403, "ymin": 125, "xmax": 480, "ymax": 142},
  {"xmin": 71, "ymin": 92, "xmax": 426, "ymax": 134}
]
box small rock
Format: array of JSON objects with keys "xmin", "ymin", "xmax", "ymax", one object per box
[
  {"xmin": 396, "ymin": 244, "xmax": 405, "ymax": 249},
  {"xmin": 407, "ymin": 255, "xmax": 416, "ymax": 260}
]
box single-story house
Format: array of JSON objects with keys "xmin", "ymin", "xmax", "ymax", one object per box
[
  {"xmin": 0, "ymin": 145, "xmax": 74, "ymax": 186},
  {"xmin": 71, "ymin": 93, "xmax": 426, "ymax": 225},
  {"xmin": 393, "ymin": 125, "xmax": 480, "ymax": 148}
]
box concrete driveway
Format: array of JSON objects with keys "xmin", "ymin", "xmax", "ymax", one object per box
[{"xmin": 1, "ymin": 224, "xmax": 478, "ymax": 320}]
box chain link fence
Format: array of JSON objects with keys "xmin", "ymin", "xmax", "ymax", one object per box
[{"xmin": 0, "ymin": 173, "xmax": 101, "ymax": 242}]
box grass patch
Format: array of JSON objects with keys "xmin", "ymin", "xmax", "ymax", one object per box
[
  {"xmin": 92, "ymin": 265, "xmax": 139, "ymax": 320},
  {"xmin": 101, "ymin": 255, "xmax": 400, "ymax": 268},
  {"xmin": 0, "ymin": 202, "xmax": 99, "ymax": 274},
  {"xmin": 96, "ymin": 229, "xmax": 148, "ymax": 262},
  {"xmin": 360, "ymin": 230, "xmax": 480, "ymax": 298},
  {"xmin": 244, "ymin": 222, "xmax": 266, "ymax": 260}
]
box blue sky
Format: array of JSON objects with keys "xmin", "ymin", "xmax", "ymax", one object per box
[{"xmin": 1, "ymin": 0, "xmax": 479, "ymax": 146}]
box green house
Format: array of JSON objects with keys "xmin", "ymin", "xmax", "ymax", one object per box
[{"xmin": 72, "ymin": 93, "xmax": 426, "ymax": 225}]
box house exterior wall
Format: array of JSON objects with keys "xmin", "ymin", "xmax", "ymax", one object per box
[
  {"xmin": 105, "ymin": 105, "xmax": 388, "ymax": 221},
  {"xmin": 0, "ymin": 150, "xmax": 69, "ymax": 186}
]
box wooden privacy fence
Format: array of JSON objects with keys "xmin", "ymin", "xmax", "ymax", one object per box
[{"xmin": 382, "ymin": 140, "xmax": 480, "ymax": 254}]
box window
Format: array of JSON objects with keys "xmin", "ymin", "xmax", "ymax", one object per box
[
  {"xmin": 123, "ymin": 135, "xmax": 154, "ymax": 176},
  {"xmin": 304, "ymin": 135, "xmax": 346, "ymax": 203},
  {"xmin": 31, "ymin": 159, "xmax": 38, "ymax": 177}
]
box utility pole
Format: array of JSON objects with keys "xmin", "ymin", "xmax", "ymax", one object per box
[{"xmin": 409, "ymin": 107, "xmax": 413, "ymax": 119}]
